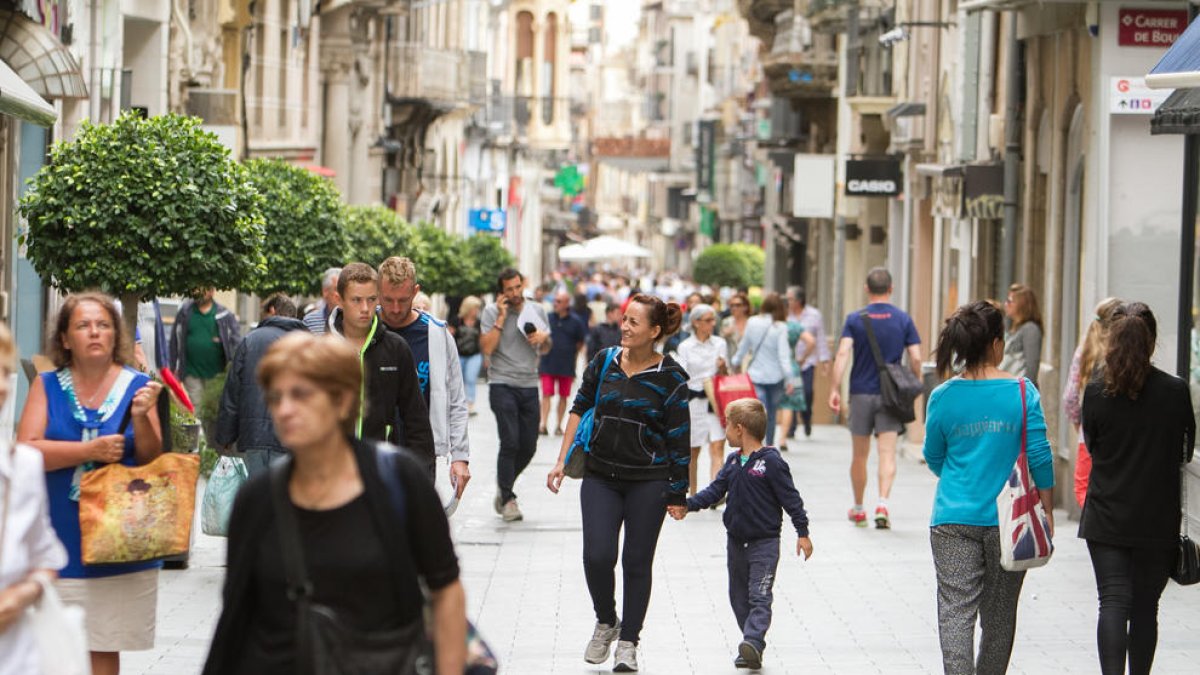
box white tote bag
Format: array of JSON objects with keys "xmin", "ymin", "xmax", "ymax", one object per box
[
  {"xmin": 996, "ymin": 378, "xmax": 1054, "ymax": 571},
  {"xmin": 28, "ymin": 577, "xmax": 91, "ymax": 675}
]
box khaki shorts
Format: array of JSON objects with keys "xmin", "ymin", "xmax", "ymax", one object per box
[
  {"xmin": 56, "ymin": 568, "xmax": 158, "ymax": 652},
  {"xmin": 848, "ymin": 394, "xmax": 905, "ymax": 437}
]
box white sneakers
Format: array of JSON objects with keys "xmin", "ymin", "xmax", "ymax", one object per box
[
  {"xmin": 584, "ymin": 620, "xmax": 621, "ymax": 664},
  {"xmin": 612, "ymin": 641, "xmax": 639, "ymax": 672}
]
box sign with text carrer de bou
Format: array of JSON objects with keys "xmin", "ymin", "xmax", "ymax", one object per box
[{"xmin": 1118, "ymin": 8, "xmax": 1187, "ymax": 48}]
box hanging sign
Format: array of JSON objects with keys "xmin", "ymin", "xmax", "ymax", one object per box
[
  {"xmin": 845, "ymin": 158, "xmax": 903, "ymax": 197},
  {"xmin": 1117, "ymin": 8, "xmax": 1187, "ymax": 48}
]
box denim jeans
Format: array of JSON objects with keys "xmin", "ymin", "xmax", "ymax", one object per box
[
  {"xmin": 1086, "ymin": 541, "xmax": 1173, "ymax": 675},
  {"xmin": 800, "ymin": 366, "xmax": 816, "ymax": 433},
  {"xmin": 489, "ymin": 383, "xmax": 540, "ymax": 503},
  {"xmin": 753, "ymin": 381, "xmax": 785, "ymax": 446},
  {"xmin": 728, "ymin": 537, "xmax": 781, "ymax": 652},
  {"xmin": 460, "ymin": 353, "xmax": 483, "ymax": 404}
]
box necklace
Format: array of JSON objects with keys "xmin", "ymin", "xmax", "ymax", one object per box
[{"xmin": 73, "ymin": 366, "xmax": 117, "ymax": 409}]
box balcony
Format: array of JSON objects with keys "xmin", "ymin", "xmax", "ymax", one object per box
[
  {"xmin": 389, "ymin": 44, "xmax": 487, "ymax": 108},
  {"xmin": 474, "ymin": 95, "xmax": 573, "ymax": 144},
  {"xmin": 806, "ymin": 0, "xmax": 890, "ymax": 34},
  {"xmin": 762, "ymin": 10, "xmax": 838, "ymax": 98},
  {"xmin": 736, "ymin": 0, "xmax": 795, "ymax": 43}
]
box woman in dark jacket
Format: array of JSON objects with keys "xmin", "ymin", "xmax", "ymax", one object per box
[
  {"xmin": 203, "ymin": 332, "xmax": 466, "ymax": 675},
  {"xmin": 1080, "ymin": 302, "xmax": 1195, "ymax": 675},
  {"xmin": 547, "ymin": 294, "xmax": 689, "ymax": 673}
]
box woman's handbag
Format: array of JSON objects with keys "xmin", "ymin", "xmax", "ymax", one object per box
[
  {"xmin": 712, "ymin": 373, "xmax": 758, "ymax": 426},
  {"xmin": 1172, "ymin": 444, "xmax": 1200, "ymax": 585},
  {"xmin": 564, "ymin": 347, "xmax": 620, "ymax": 479},
  {"xmin": 28, "ymin": 577, "xmax": 91, "ymax": 675},
  {"xmin": 77, "ymin": 452, "xmax": 200, "ymax": 564},
  {"xmin": 997, "ymin": 378, "xmax": 1054, "ymax": 571},
  {"xmin": 201, "ymin": 455, "xmax": 249, "ymax": 537}
]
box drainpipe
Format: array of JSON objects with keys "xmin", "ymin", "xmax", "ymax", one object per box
[
  {"xmin": 89, "ymin": 0, "xmax": 100, "ymax": 121},
  {"xmin": 999, "ymin": 13, "xmax": 1021, "ymax": 294}
]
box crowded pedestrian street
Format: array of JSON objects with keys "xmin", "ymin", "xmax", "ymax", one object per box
[{"xmin": 121, "ymin": 388, "xmax": 1200, "ymax": 675}]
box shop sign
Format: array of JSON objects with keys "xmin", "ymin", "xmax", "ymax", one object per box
[
  {"xmin": 845, "ymin": 158, "xmax": 903, "ymax": 197},
  {"xmin": 1109, "ymin": 76, "xmax": 1173, "ymax": 115},
  {"xmin": 469, "ymin": 208, "xmax": 505, "ymax": 233},
  {"xmin": 931, "ymin": 175, "xmax": 963, "ymax": 219},
  {"xmin": 1117, "ymin": 8, "xmax": 1187, "ymax": 48},
  {"xmin": 696, "ymin": 120, "xmax": 717, "ymax": 194},
  {"xmin": 793, "ymin": 154, "xmax": 835, "ymax": 219},
  {"xmin": 963, "ymin": 165, "xmax": 1004, "ymax": 220}
]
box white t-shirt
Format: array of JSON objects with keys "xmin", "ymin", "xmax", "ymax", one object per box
[{"xmin": 675, "ymin": 334, "xmax": 729, "ymax": 391}]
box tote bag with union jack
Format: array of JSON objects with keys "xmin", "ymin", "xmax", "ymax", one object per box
[{"xmin": 997, "ymin": 378, "xmax": 1054, "ymax": 571}]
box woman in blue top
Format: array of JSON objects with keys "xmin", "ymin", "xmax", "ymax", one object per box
[
  {"xmin": 17, "ymin": 292, "xmax": 163, "ymax": 675},
  {"xmin": 923, "ymin": 301, "xmax": 1054, "ymax": 675},
  {"xmin": 732, "ymin": 293, "xmax": 793, "ymax": 446}
]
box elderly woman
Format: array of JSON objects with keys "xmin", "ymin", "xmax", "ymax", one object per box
[
  {"xmin": 0, "ymin": 322, "xmax": 68, "ymax": 675},
  {"xmin": 452, "ymin": 295, "xmax": 485, "ymax": 415},
  {"xmin": 203, "ymin": 332, "xmax": 467, "ymax": 675},
  {"xmin": 17, "ymin": 293, "xmax": 163, "ymax": 675},
  {"xmin": 674, "ymin": 303, "xmax": 730, "ymax": 494}
]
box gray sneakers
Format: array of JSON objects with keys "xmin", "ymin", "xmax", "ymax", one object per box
[
  {"xmin": 500, "ymin": 498, "xmax": 523, "ymax": 522},
  {"xmin": 584, "ymin": 620, "xmax": 620, "ymax": 664},
  {"xmin": 612, "ymin": 641, "xmax": 638, "ymax": 672}
]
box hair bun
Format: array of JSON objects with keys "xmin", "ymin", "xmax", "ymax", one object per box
[{"xmin": 664, "ymin": 303, "xmax": 683, "ymax": 337}]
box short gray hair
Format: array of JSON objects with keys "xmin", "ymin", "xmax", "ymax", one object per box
[
  {"xmin": 321, "ymin": 267, "xmax": 342, "ymax": 291},
  {"xmin": 689, "ymin": 303, "xmax": 716, "ymax": 327}
]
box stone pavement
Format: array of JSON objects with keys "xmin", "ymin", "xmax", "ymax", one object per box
[{"xmin": 127, "ymin": 384, "xmax": 1200, "ymax": 674}]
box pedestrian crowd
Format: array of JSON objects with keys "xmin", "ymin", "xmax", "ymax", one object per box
[{"xmin": 0, "ymin": 256, "xmax": 1194, "ymax": 675}]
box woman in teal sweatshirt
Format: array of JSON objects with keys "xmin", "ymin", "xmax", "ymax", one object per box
[{"xmin": 923, "ymin": 300, "xmax": 1055, "ymax": 675}]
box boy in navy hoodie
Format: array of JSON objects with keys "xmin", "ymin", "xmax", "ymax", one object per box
[{"xmin": 669, "ymin": 398, "xmax": 813, "ymax": 670}]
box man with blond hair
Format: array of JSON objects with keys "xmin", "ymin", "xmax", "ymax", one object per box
[{"xmin": 378, "ymin": 256, "xmax": 471, "ymax": 498}]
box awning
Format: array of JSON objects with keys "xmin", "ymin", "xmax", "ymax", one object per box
[
  {"xmin": 886, "ymin": 102, "xmax": 926, "ymax": 118},
  {"xmin": 302, "ymin": 164, "xmax": 336, "ymax": 177},
  {"xmin": 0, "ymin": 8, "xmax": 87, "ymax": 99},
  {"xmin": 595, "ymin": 156, "xmax": 670, "ymax": 172},
  {"xmin": 558, "ymin": 235, "xmax": 652, "ymax": 261},
  {"xmin": 1147, "ymin": 16, "xmax": 1200, "ymax": 89},
  {"xmin": 0, "ymin": 57, "xmax": 54, "ymax": 126},
  {"xmin": 1152, "ymin": 88, "xmax": 1200, "ymax": 135},
  {"xmin": 915, "ymin": 163, "xmax": 965, "ymax": 178}
]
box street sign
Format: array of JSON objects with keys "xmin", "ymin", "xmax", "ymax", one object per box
[
  {"xmin": 469, "ymin": 208, "xmax": 505, "ymax": 233},
  {"xmin": 1117, "ymin": 8, "xmax": 1187, "ymax": 48},
  {"xmin": 1109, "ymin": 76, "xmax": 1173, "ymax": 115}
]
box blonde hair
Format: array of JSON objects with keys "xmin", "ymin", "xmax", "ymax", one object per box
[
  {"xmin": 459, "ymin": 296, "xmax": 483, "ymax": 318},
  {"xmin": 48, "ymin": 292, "xmax": 133, "ymax": 369},
  {"xmin": 0, "ymin": 321, "xmax": 14, "ymax": 374},
  {"xmin": 257, "ymin": 332, "xmax": 362, "ymax": 436},
  {"xmin": 413, "ymin": 292, "xmax": 431, "ymax": 312},
  {"xmin": 1078, "ymin": 297, "xmax": 1124, "ymax": 393},
  {"xmin": 725, "ymin": 398, "xmax": 767, "ymax": 441},
  {"xmin": 379, "ymin": 256, "xmax": 418, "ymax": 286}
]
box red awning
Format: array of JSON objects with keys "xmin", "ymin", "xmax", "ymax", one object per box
[{"xmin": 302, "ymin": 164, "xmax": 336, "ymax": 177}]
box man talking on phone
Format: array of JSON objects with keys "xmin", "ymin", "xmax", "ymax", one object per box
[{"xmin": 481, "ymin": 267, "xmax": 552, "ymax": 522}]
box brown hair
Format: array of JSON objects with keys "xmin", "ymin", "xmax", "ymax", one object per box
[
  {"xmin": 1103, "ymin": 302, "xmax": 1156, "ymax": 400},
  {"xmin": 257, "ymin": 332, "xmax": 362, "ymax": 436},
  {"xmin": 1078, "ymin": 297, "xmax": 1123, "ymax": 393},
  {"xmin": 725, "ymin": 398, "xmax": 767, "ymax": 441},
  {"xmin": 935, "ymin": 301, "xmax": 1005, "ymax": 378},
  {"xmin": 48, "ymin": 292, "xmax": 133, "ymax": 369},
  {"xmin": 628, "ymin": 293, "xmax": 683, "ymax": 343},
  {"xmin": 728, "ymin": 292, "xmax": 750, "ymax": 313},
  {"xmin": 337, "ymin": 262, "xmax": 379, "ymax": 297},
  {"xmin": 379, "ymin": 256, "xmax": 418, "ymax": 286},
  {"xmin": 1007, "ymin": 283, "xmax": 1043, "ymax": 330},
  {"xmin": 760, "ymin": 292, "xmax": 786, "ymax": 322}
]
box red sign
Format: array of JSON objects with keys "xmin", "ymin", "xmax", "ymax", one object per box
[{"xmin": 1118, "ymin": 8, "xmax": 1188, "ymax": 47}]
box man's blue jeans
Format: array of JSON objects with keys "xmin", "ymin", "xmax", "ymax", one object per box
[
  {"xmin": 489, "ymin": 383, "xmax": 540, "ymax": 504},
  {"xmin": 728, "ymin": 536, "xmax": 781, "ymax": 652}
]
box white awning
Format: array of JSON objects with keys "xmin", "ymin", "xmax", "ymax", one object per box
[
  {"xmin": 558, "ymin": 235, "xmax": 652, "ymax": 261},
  {"xmin": 0, "ymin": 57, "xmax": 55, "ymax": 126}
]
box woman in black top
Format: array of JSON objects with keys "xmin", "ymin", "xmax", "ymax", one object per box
[
  {"xmin": 1080, "ymin": 302, "xmax": 1195, "ymax": 675},
  {"xmin": 202, "ymin": 333, "xmax": 466, "ymax": 675},
  {"xmin": 547, "ymin": 294, "xmax": 689, "ymax": 673}
]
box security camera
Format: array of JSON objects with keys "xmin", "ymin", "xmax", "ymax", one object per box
[{"xmin": 879, "ymin": 27, "xmax": 909, "ymax": 47}]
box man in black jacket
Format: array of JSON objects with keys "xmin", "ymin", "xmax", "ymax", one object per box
[
  {"xmin": 215, "ymin": 294, "xmax": 308, "ymax": 476},
  {"xmin": 329, "ymin": 263, "xmax": 436, "ymax": 476}
]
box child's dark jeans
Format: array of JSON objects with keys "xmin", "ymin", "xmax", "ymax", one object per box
[{"xmin": 727, "ymin": 535, "xmax": 781, "ymax": 651}]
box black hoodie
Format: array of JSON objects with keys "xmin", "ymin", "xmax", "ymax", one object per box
[{"xmin": 215, "ymin": 315, "xmax": 308, "ymax": 452}]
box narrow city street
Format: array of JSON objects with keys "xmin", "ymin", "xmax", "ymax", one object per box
[{"xmin": 125, "ymin": 383, "xmax": 1200, "ymax": 675}]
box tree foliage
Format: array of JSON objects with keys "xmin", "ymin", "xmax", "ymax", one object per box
[
  {"xmin": 410, "ymin": 225, "xmax": 470, "ymax": 297},
  {"xmin": 343, "ymin": 205, "xmax": 422, "ymax": 269},
  {"xmin": 243, "ymin": 159, "xmax": 347, "ymax": 296},
  {"xmin": 19, "ymin": 112, "xmax": 266, "ymax": 303},
  {"xmin": 456, "ymin": 234, "xmax": 515, "ymax": 298},
  {"xmin": 693, "ymin": 243, "xmax": 765, "ymax": 290}
]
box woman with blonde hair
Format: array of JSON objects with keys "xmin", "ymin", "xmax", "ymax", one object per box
[
  {"xmin": 17, "ymin": 292, "xmax": 163, "ymax": 675},
  {"xmin": 0, "ymin": 321, "xmax": 69, "ymax": 675},
  {"xmin": 1063, "ymin": 297, "xmax": 1123, "ymax": 506},
  {"xmin": 999, "ymin": 283, "xmax": 1044, "ymax": 386},
  {"xmin": 204, "ymin": 332, "xmax": 466, "ymax": 674},
  {"xmin": 452, "ymin": 295, "xmax": 485, "ymax": 415}
]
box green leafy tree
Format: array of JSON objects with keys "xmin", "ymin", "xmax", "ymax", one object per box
[
  {"xmin": 343, "ymin": 205, "xmax": 422, "ymax": 268},
  {"xmin": 457, "ymin": 233, "xmax": 515, "ymax": 298},
  {"xmin": 411, "ymin": 224, "xmax": 471, "ymax": 296},
  {"xmin": 693, "ymin": 243, "xmax": 764, "ymax": 290},
  {"xmin": 243, "ymin": 159, "xmax": 347, "ymax": 296},
  {"xmin": 18, "ymin": 111, "xmax": 265, "ymax": 335}
]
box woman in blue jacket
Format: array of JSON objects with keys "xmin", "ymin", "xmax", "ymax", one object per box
[{"xmin": 923, "ymin": 300, "xmax": 1055, "ymax": 675}]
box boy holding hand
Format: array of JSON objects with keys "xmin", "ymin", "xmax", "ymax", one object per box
[{"xmin": 669, "ymin": 398, "xmax": 813, "ymax": 670}]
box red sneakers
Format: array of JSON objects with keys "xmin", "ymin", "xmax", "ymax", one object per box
[
  {"xmin": 848, "ymin": 507, "xmax": 868, "ymax": 527},
  {"xmin": 874, "ymin": 505, "xmax": 891, "ymax": 529}
]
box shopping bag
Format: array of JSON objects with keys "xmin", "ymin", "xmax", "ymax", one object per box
[
  {"xmin": 78, "ymin": 452, "xmax": 200, "ymax": 564},
  {"xmin": 712, "ymin": 373, "xmax": 758, "ymax": 426},
  {"xmin": 201, "ymin": 455, "xmax": 249, "ymax": 536},
  {"xmin": 29, "ymin": 577, "xmax": 90, "ymax": 675},
  {"xmin": 996, "ymin": 378, "xmax": 1053, "ymax": 571}
]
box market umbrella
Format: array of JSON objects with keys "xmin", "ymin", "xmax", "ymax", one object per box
[{"xmin": 558, "ymin": 236, "xmax": 652, "ymax": 261}]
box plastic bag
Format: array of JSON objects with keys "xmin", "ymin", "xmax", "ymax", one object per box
[
  {"xmin": 201, "ymin": 455, "xmax": 248, "ymax": 536},
  {"xmin": 30, "ymin": 578, "xmax": 91, "ymax": 675}
]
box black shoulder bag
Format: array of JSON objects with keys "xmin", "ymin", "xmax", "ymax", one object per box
[
  {"xmin": 269, "ymin": 457, "xmax": 434, "ymax": 675},
  {"xmin": 859, "ymin": 310, "xmax": 923, "ymax": 424},
  {"xmin": 1173, "ymin": 443, "xmax": 1200, "ymax": 585}
]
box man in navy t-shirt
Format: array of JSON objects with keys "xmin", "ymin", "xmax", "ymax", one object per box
[
  {"xmin": 540, "ymin": 290, "xmax": 587, "ymax": 435},
  {"xmin": 829, "ymin": 267, "xmax": 922, "ymax": 530}
]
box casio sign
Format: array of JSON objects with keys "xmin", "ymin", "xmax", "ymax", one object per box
[{"xmin": 848, "ymin": 179, "xmax": 897, "ymax": 194}]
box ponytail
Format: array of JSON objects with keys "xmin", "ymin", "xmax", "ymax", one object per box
[
  {"xmin": 1103, "ymin": 302, "xmax": 1157, "ymax": 399},
  {"xmin": 934, "ymin": 300, "xmax": 1005, "ymax": 378},
  {"xmin": 629, "ymin": 293, "xmax": 682, "ymax": 343}
]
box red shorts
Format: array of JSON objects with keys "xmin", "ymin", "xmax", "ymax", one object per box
[{"xmin": 540, "ymin": 374, "xmax": 575, "ymax": 397}]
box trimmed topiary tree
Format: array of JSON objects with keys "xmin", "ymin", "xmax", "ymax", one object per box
[
  {"xmin": 456, "ymin": 233, "xmax": 515, "ymax": 298},
  {"xmin": 693, "ymin": 243, "xmax": 764, "ymax": 290},
  {"xmin": 343, "ymin": 204, "xmax": 422, "ymax": 269},
  {"xmin": 242, "ymin": 158, "xmax": 348, "ymax": 296},
  {"xmin": 19, "ymin": 111, "xmax": 265, "ymax": 335},
  {"xmin": 411, "ymin": 224, "xmax": 471, "ymax": 296},
  {"xmin": 730, "ymin": 242, "xmax": 765, "ymax": 288}
]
